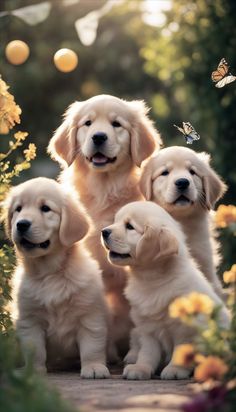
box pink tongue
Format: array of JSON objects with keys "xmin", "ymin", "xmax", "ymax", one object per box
[{"xmin": 92, "ymin": 155, "xmax": 108, "ymax": 164}]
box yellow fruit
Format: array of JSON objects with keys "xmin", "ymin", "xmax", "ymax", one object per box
[
  {"xmin": 54, "ymin": 48, "xmax": 78, "ymax": 73},
  {"xmin": 5, "ymin": 40, "xmax": 30, "ymax": 65}
]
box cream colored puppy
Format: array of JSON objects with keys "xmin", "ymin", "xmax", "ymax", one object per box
[
  {"xmin": 5, "ymin": 177, "xmax": 110, "ymax": 379},
  {"xmin": 48, "ymin": 94, "xmax": 161, "ymax": 352},
  {"xmin": 140, "ymin": 146, "xmax": 227, "ymax": 297},
  {"xmin": 102, "ymin": 201, "xmax": 229, "ymax": 380}
]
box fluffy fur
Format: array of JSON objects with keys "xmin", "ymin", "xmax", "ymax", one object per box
[
  {"xmin": 140, "ymin": 146, "xmax": 227, "ymax": 297},
  {"xmin": 102, "ymin": 201, "xmax": 229, "ymax": 380},
  {"xmin": 48, "ymin": 94, "xmax": 161, "ymax": 351},
  {"xmin": 5, "ymin": 177, "xmax": 110, "ymax": 378}
]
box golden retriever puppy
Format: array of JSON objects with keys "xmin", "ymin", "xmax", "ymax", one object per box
[
  {"xmin": 48, "ymin": 94, "xmax": 161, "ymax": 352},
  {"xmin": 5, "ymin": 177, "xmax": 110, "ymax": 379},
  {"xmin": 101, "ymin": 201, "xmax": 229, "ymax": 380},
  {"xmin": 140, "ymin": 146, "xmax": 227, "ymax": 297}
]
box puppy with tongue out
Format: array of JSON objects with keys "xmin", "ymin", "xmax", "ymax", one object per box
[{"xmin": 48, "ymin": 94, "xmax": 161, "ymax": 357}]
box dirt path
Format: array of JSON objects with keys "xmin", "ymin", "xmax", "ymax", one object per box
[{"xmin": 48, "ymin": 371, "xmax": 197, "ymax": 412}]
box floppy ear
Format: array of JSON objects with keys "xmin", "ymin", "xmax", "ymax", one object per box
[
  {"xmin": 140, "ymin": 162, "xmax": 154, "ymax": 200},
  {"xmin": 59, "ymin": 197, "xmax": 89, "ymax": 247},
  {"xmin": 127, "ymin": 101, "xmax": 162, "ymax": 167},
  {"xmin": 2, "ymin": 190, "xmax": 14, "ymax": 240},
  {"xmin": 136, "ymin": 225, "xmax": 178, "ymax": 262},
  {"xmin": 197, "ymin": 152, "xmax": 227, "ymax": 210},
  {"xmin": 48, "ymin": 102, "xmax": 81, "ymax": 167}
]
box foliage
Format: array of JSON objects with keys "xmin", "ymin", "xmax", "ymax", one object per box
[
  {"xmin": 170, "ymin": 207, "xmax": 236, "ymax": 411},
  {"xmin": 0, "ymin": 75, "xmax": 75, "ymax": 412}
]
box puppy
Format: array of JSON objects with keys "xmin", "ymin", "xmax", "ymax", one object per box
[
  {"xmin": 48, "ymin": 94, "xmax": 161, "ymax": 353},
  {"xmin": 102, "ymin": 201, "xmax": 229, "ymax": 380},
  {"xmin": 140, "ymin": 146, "xmax": 227, "ymax": 297},
  {"xmin": 5, "ymin": 177, "xmax": 110, "ymax": 379}
]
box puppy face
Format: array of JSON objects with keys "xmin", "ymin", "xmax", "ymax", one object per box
[
  {"xmin": 5, "ymin": 178, "xmax": 89, "ymax": 258},
  {"xmin": 101, "ymin": 201, "xmax": 178, "ymax": 267},
  {"xmin": 140, "ymin": 146, "xmax": 227, "ymax": 216},
  {"xmin": 48, "ymin": 94, "xmax": 161, "ymax": 171}
]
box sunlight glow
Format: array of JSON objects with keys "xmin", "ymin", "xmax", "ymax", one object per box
[{"xmin": 142, "ymin": 0, "xmax": 172, "ymax": 27}]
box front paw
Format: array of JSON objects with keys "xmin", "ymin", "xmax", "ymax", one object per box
[
  {"xmin": 161, "ymin": 364, "xmax": 191, "ymax": 380},
  {"xmin": 123, "ymin": 364, "xmax": 152, "ymax": 380},
  {"xmin": 124, "ymin": 350, "xmax": 138, "ymax": 365},
  {"xmin": 81, "ymin": 363, "xmax": 110, "ymax": 379}
]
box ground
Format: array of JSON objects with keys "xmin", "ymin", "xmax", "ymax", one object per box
[{"xmin": 48, "ymin": 369, "xmax": 197, "ymax": 412}]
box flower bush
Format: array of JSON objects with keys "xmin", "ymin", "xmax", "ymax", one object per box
[
  {"xmin": 0, "ymin": 76, "xmax": 75, "ymax": 412},
  {"xmin": 169, "ymin": 206, "xmax": 236, "ymax": 412}
]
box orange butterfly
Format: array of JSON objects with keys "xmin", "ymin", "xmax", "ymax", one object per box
[{"xmin": 211, "ymin": 58, "xmax": 236, "ymax": 88}]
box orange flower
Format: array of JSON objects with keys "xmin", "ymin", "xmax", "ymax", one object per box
[
  {"xmin": 0, "ymin": 76, "xmax": 21, "ymax": 134},
  {"xmin": 173, "ymin": 344, "xmax": 195, "ymax": 367},
  {"xmin": 169, "ymin": 296, "xmax": 191, "ymax": 318},
  {"xmin": 215, "ymin": 204, "xmax": 236, "ymax": 228},
  {"xmin": 194, "ymin": 356, "xmax": 228, "ymax": 382},
  {"xmin": 223, "ymin": 264, "xmax": 236, "ymax": 284},
  {"xmin": 169, "ymin": 292, "xmax": 214, "ymax": 319}
]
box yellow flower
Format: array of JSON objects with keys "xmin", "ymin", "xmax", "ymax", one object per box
[
  {"xmin": 223, "ymin": 264, "xmax": 236, "ymax": 284},
  {"xmin": 169, "ymin": 292, "xmax": 214, "ymax": 319},
  {"xmin": 194, "ymin": 356, "xmax": 228, "ymax": 382},
  {"xmin": 0, "ymin": 76, "xmax": 21, "ymax": 134},
  {"xmin": 187, "ymin": 292, "xmax": 214, "ymax": 315},
  {"xmin": 23, "ymin": 143, "xmax": 36, "ymax": 161},
  {"xmin": 169, "ymin": 296, "xmax": 191, "ymax": 318},
  {"xmin": 215, "ymin": 204, "xmax": 236, "ymax": 228},
  {"xmin": 173, "ymin": 344, "xmax": 195, "ymax": 367}
]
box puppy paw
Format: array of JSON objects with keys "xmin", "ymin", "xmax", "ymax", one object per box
[
  {"xmin": 161, "ymin": 365, "xmax": 191, "ymax": 380},
  {"xmin": 123, "ymin": 364, "xmax": 152, "ymax": 380},
  {"xmin": 124, "ymin": 350, "xmax": 138, "ymax": 365},
  {"xmin": 81, "ymin": 363, "xmax": 110, "ymax": 379}
]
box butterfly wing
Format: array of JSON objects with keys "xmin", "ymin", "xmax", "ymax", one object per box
[
  {"xmin": 211, "ymin": 58, "xmax": 229, "ymax": 83},
  {"xmin": 174, "ymin": 124, "xmax": 185, "ymax": 134},
  {"xmin": 183, "ymin": 122, "xmax": 200, "ymax": 144},
  {"xmin": 215, "ymin": 75, "xmax": 236, "ymax": 88}
]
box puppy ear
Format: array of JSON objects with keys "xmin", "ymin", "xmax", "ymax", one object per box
[
  {"xmin": 59, "ymin": 197, "xmax": 89, "ymax": 247},
  {"xmin": 198, "ymin": 152, "xmax": 227, "ymax": 210},
  {"xmin": 136, "ymin": 225, "xmax": 178, "ymax": 262},
  {"xmin": 127, "ymin": 101, "xmax": 162, "ymax": 167},
  {"xmin": 48, "ymin": 102, "xmax": 81, "ymax": 167},
  {"xmin": 140, "ymin": 162, "xmax": 154, "ymax": 200},
  {"xmin": 2, "ymin": 190, "xmax": 14, "ymax": 240}
]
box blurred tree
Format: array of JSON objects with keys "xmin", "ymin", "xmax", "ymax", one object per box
[{"xmin": 140, "ymin": 0, "xmax": 236, "ymax": 272}]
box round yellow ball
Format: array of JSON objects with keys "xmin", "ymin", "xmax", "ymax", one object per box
[
  {"xmin": 54, "ymin": 48, "xmax": 78, "ymax": 73},
  {"xmin": 5, "ymin": 40, "xmax": 30, "ymax": 65}
]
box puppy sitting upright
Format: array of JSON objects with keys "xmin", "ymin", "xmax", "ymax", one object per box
[
  {"xmin": 5, "ymin": 177, "xmax": 110, "ymax": 379},
  {"xmin": 102, "ymin": 201, "xmax": 229, "ymax": 380},
  {"xmin": 140, "ymin": 146, "xmax": 227, "ymax": 297}
]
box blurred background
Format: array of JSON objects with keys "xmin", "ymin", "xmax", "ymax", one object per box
[{"xmin": 0, "ymin": 0, "xmax": 235, "ymax": 271}]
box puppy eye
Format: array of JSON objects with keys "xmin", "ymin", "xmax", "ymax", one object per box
[
  {"xmin": 112, "ymin": 121, "xmax": 121, "ymax": 128},
  {"xmin": 190, "ymin": 169, "xmax": 196, "ymax": 175},
  {"xmin": 161, "ymin": 170, "xmax": 169, "ymax": 176},
  {"xmin": 84, "ymin": 120, "xmax": 92, "ymax": 126},
  {"xmin": 41, "ymin": 205, "xmax": 51, "ymax": 213},
  {"xmin": 15, "ymin": 205, "xmax": 22, "ymax": 212},
  {"xmin": 126, "ymin": 222, "xmax": 134, "ymax": 230}
]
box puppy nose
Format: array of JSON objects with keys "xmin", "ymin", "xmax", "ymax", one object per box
[
  {"xmin": 175, "ymin": 178, "xmax": 190, "ymax": 191},
  {"xmin": 102, "ymin": 228, "xmax": 112, "ymax": 239},
  {"xmin": 17, "ymin": 219, "xmax": 31, "ymax": 233},
  {"xmin": 92, "ymin": 132, "xmax": 107, "ymax": 146}
]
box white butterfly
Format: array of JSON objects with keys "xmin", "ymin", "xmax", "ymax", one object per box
[{"xmin": 174, "ymin": 122, "xmax": 200, "ymax": 145}]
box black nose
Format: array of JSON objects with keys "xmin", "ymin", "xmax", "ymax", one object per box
[
  {"xmin": 17, "ymin": 219, "xmax": 31, "ymax": 233},
  {"xmin": 102, "ymin": 228, "xmax": 112, "ymax": 239},
  {"xmin": 92, "ymin": 132, "xmax": 108, "ymax": 146},
  {"xmin": 175, "ymin": 178, "xmax": 190, "ymax": 191}
]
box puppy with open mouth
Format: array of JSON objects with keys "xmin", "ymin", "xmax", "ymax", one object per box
[
  {"xmin": 4, "ymin": 177, "xmax": 110, "ymax": 379},
  {"xmin": 101, "ymin": 201, "xmax": 229, "ymax": 380},
  {"xmin": 140, "ymin": 146, "xmax": 227, "ymax": 298}
]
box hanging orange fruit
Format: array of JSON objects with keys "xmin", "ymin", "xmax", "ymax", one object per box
[
  {"xmin": 5, "ymin": 40, "xmax": 30, "ymax": 65},
  {"xmin": 54, "ymin": 48, "xmax": 78, "ymax": 73}
]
